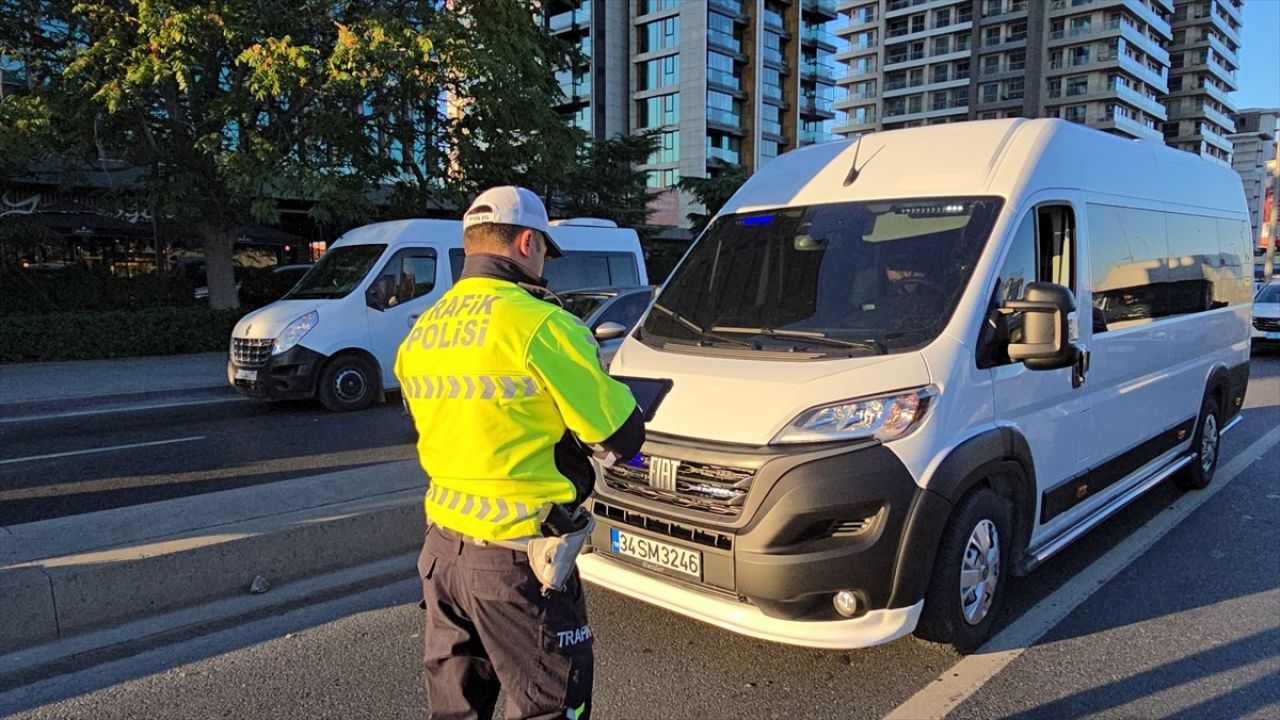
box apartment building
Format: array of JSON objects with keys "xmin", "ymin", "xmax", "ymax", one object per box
[
  {"xmin": 1165, "ymin": 0, "xmax": 1244, "ymax": 165},
  {"xmin": 832, "ymin": 0, "xmax": 1243, "ymax": 165},
  {"xmin": 547, "ymin": 0, "xmax": 842, "ymax": 226},
  {"xmin": 1228, "ymin": 108, "xmax": 1279, "ymax": 249}
]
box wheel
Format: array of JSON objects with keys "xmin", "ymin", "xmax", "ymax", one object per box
[
  {"xmin": 1174, "ymin": 394, "xmax": 1221, "ymax": 490},
  {"xmin": 317, "ymin": 353, "xmax": 378, "ymax": 412},
  {"xmin": 914, "ymin": 486, "xmax": 1012, "ymax": 654}
]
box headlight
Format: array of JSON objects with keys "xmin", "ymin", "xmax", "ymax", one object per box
[
  {"xmin": 772, "ymin": 386, "xmax": 937, "ymax": 445},
  {"xmin": 274, "ymin": 310, "xmax": 318, "ymax": 355}
]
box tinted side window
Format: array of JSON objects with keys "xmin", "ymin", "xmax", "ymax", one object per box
[
  {"xmin": 1217, "ymin": 218, "xmax": 1253, "ymax": 307},
  {"xmin": 595, "ymin": 291, "xmax": 652, "ymax": 329},
  {"xmin": 544, "ymin": 252, "xmax": 641, "ymax": 291},
  {"xmin": 1088, "ymin": 205, "xmax": 1168, "ymax": 331},
  {"xmin": 378, "ymin": 249, "xmax": 437, "ymax": 307}
]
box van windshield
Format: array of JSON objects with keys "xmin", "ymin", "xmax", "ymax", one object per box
[
  {"xmin": 285, "ymin": 244, "xmax": 387, "ymax": 300},
  {"xmin": 639, "ymin": 197, "xmax": 1003, "ymax": 357}
]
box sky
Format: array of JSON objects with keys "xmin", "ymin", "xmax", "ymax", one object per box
[{"xmin": 1233, "ymin": 0, "xmax": 1280, "ymax": 110}]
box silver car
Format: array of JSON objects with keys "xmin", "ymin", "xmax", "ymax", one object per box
[{"xmin": 561, "ymin": 286, "xmax": 657, "ymax": 370}]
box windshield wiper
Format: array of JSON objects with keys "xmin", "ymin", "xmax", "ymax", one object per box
[
  {"xmin": 649, "ymin": 305, "xmax": 755, "ymax": 348},
  {"xmin": 711, "ymin": 326, "xmax": 886, "ymax": 354}
]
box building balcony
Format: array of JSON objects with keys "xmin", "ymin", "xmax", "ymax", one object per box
[
  {"xmin": 1205, "ymin": 33, "xmax": 1239, "ymax": 66},
  {"xmin": 708, "ymin": 30, "xmax": 744, "ymax": 55},
  {"xmin": 1203, "ymin": 103, "xmax": 1237, "ymax": 134},
  {"xmin": 1112, "ymin": 82, "xmax": 1168, "ymax": 120},
  {"xmin": 706, "ymin": 146, "xmax": 743, "ymax": 166},
  {"xmin": 1198, "ymin": 124, "xmax": 1233, "ymax": 152},
  {"xmin": 548, "ymin": 2, "xmax": 591, "ymax": 34},
  {"xmin": 1206, "ymin": 54, "xmax": 1239, "ymax": 91},
  {"xmin": 706, "ymin": 107, "xmax": 748, "ymax": 135},
  {"xmin": 801, "ymin": 27, "xmax": 840, "ymax": 51},
  {"xmin": 802, "ymin": 0, "xmax": 840, "ymax": 20},
  {"xmin": 1050, "ymin": 0, "xmax": 1170, "ymax": 40},
  {"xmin": 801, "ymin": 95, "xmax": 837, "ymax": 118},
  {"xmin": 1118, "ymin": 52, "xmax": 1168, "ymax": 93},
  {"xmin": 834, "ymin": 92, "xmax": 877, "ymax": 110},
  {"xmin": 800, "ymin": 128, "xmax": 840, "ymax": 144},
  {"xmin": 883, "ymin": 76, "xmax": 968, "ymax": 99},
  {"xmin": 760, "ymin": 117, "xmax": 785, "ymax": 137},
  {"xmin": 885, "ymin": 0, "xmax": 965, "ymax": 19},
  {"xmin": 1217, "ymin": 0, "xmax": 1242, "ymax": 25},
  {"xmin": 709, "ymin": 0, "xmax": 750, "ymax": 24},
  {"xmin": 1097, "ymin": 113, "xmax": 1165, "ymax": 143},
  {"xmin": 886, "ymin": 20, "xmax": 973, "ymax": 46},
  {"xmin": 882, "ymin": 103, "xmax": 969, "ymax": 125},
  {"xmin": 836, "ymin": 40, "xmax": 879, "ymax": 61},
  {"xmin": 837, "ymin": 7, "xmax": 879, "ymax": 32},
  {"xmin": 801, "ymin": 61, "xmax": 839, "ymax": 83}
]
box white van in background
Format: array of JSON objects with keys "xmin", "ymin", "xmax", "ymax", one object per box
[
  {"xmin": 228, "ymin": 218, "xmax": 647, "ymax": 411},
  {"xmin": 582, "ymin": 119, "xmax": 1252, "ymax": 653}
]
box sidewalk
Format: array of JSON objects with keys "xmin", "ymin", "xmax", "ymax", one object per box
[{"xmin": 0, "ymin": 353, "xmax": 231, "ymax": 412}]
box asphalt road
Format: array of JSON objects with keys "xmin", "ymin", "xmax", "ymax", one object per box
[
  {"xmin": 4, "ymin": 355, "xmax": 1277, "ymax": 719},
  {"xmin": 0, "ymin": 397, "xmax": 417, "ymax": 526}
]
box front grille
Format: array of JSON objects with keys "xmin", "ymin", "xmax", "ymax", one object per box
[
  {"xmin": 1254, "ymin": 317, "xmax": 1280, "ymax": 332},
  {"xmin": 232, "ymin": 338, "xmax": 273, "ymax": 367},
  {"xmin": 602, "ymin": 453, "xmax": 755, "ymax": 517},
  {"xmin": 595, "ymin": 501, "xmax": 733, "ymax": 550}
]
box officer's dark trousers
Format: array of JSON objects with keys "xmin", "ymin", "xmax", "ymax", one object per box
[{"xmin": 418, "ymin": 525, "xmax": 593, "ymax": 720}]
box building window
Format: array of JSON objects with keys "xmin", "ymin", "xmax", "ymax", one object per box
[
  {"xmin": 984, "ymin": 26, "xmax": 1002, "ymax": 47},
  {"xmin": 936, "ymin": 7, "xmax": 952, "ymax": 26},
  {"xmin": 1006, "ymin": 77, "xmax": 1024, "ymax": 100},
  {"xmin": 933, "ymin": 64, "xmax": 949, "ymax": 83},
  {"xmin": 1047, "ymin": 78, "xmax": 1062, "ymax": 98},
  {"xmin": 1064, "ymin": 104, "xmax": 1087, "ymax": 123},
  {"xmin": 1066, "ymin": 75, "xmax": 1089, "ymax": 96},
  {"xmin": 934, "ymin": 36, "xmax": 950, "ymax": 55},
  {"xmin": 637, "ymin": 93, "xmax": 679, "ymax": 128},
  {"xmin": 648, "ymin": 130, "xmax": 680, "ymax": 164},
  {"xmin": 1007, "ymin": 21, "xmax": 1027, "ymax": 42},
  {"xmin": 638, "ymin": 55, "xmax": 679, "ymax": 90},
  {"xmin": 984, "ymin": 0, "xmax": 1002, "ymax": 17},
  {"xmin": 639, "ymin": 0, "xmax": 679, "ymax": 14},
  {"xmin": 983, "ymin": 54, "xmax": 1001, "ymax": 75},
  {"xmin": 1007, "ymin": 50, "xmax": 1025, "ymax": 71},
  {"xmin": 638, "ymin": 16, "xmax": 679, "ymax": 53},
  {"xmin": 645, "ymin": 168, "xmax": 680, "ymax": 188},
  {"xmin": 982, "ymin": 82, "xmax": 999, "ymax": 103}
]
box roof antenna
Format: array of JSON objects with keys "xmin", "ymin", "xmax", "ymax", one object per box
[
  {"xmin": 843, "ymin": 137, "xmax": 864, "ymax": 187},
  {"xmin": 843, "ymin": 140, "xmax": 884, "ymax": 187}
]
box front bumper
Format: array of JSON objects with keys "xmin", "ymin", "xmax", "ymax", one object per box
[
  {"xmin": 585, "ymin": 434, "xmax": 950, "ymax": 645},
  {"xmin": 577, "ymin": 553, "xmax": 924, "ymax": 649},
  {"xmin": 227, "ymin": 344, "xmax": 325, "ymax": 400}
]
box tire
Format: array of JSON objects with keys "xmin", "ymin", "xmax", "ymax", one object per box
[
  {"xmin": 914, "ymin": 486, "xmax": 1012, "ymax": 654},
  {"xmin": 1174, "ymin": 394, "xmax": 1221, "ymax": 490},
  {"xmin": 317, "ymin": 353, "xmax": 378, "ymax": 412}
]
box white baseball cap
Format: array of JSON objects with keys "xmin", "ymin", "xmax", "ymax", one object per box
[{"xmin": 462, "ymin": 186, "xmax": 564, "ymax": 258}]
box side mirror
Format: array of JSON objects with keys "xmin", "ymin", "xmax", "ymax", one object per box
[
  {"xmin": 594, "ymin": 321, "xmax": 628, "ymax": 342},
  {"xmin": 1004, "ymin": 282, "xmax": 1079, "ymax": 371},
  {"xmin": 367, "ymin": 276, "xmax": 396, "ymax": 311}
]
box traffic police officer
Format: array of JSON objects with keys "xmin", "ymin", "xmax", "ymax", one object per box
[{"xmin": 396, "ymin": 186, "xmax": 644, "ymax": 720}]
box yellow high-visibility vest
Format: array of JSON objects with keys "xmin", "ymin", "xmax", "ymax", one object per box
[{"xmin": 395, "ymin": 276, "xmax": 635, "ymax": 541}]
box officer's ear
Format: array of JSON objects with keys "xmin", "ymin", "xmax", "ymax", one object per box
[{"xmin": 515, "ymin": 228, "xmax": 536, "ymax": 259}]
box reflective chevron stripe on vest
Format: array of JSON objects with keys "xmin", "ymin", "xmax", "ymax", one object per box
[
  {"xmin": 425, "ymin": 483, "xmax": 537, "ymax": 526},
  {"xmin": 402, "ymin": 374, "xmax": 539, "ymax": 401}
]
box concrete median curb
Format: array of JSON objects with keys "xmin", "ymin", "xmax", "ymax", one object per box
[{"xmin": 0, "ymin": 460, "xmax": 427, "ymax": 659}]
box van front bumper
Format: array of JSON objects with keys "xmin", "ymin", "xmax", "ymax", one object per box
[
  {"xmin": 577, "ymin": 552, "xmax": 924, "ymax": 649},
  {"xmin": 586, "ymin": 436, "xmax": 953, "ymax": 641},
  {"xmin": 227, "ymin": 344, "xmax": 324, "ymax": 400}
]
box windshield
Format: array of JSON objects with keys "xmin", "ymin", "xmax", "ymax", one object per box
[
  {"xmin": 285, "ymin": 244, "xmax": 387, "ymax": 300},
  {"xmin": 562, "ymin": 293, "xmax": 612, "ymax": 320},
  {"xmin": 640, "ymin": 197, "xmax": 1004, "ymax": 357},
  {"xmin": 1257, "ymin": 284, "xmax": 1280, "ymax": 304}
]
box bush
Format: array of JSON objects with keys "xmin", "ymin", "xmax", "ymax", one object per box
[
  {"xmin": 0, "ymin": 268, "xmax": 197, "ymax": 315},
  {"xmin": 0, "ymin": 307, "xmax": 243, "ymax": 363}
]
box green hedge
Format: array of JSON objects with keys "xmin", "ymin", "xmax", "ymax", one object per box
[
  {"xmin": 0, "ymin": 307, "xmax": 243, "ymax": 363},
  {"xmin": 0, "ymin": 268, "xmax": 197, "ymax": 315}
]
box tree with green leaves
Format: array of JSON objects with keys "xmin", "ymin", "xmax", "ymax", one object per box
[
  {"xmin": 555, "ymin": 131, "xmax": 659, "ymax": 229},
  {"xmin": 2, "ymin": 0, "xmax": 580, "ymax": 309},
  {"xmin": 677, "ymin": 164, "xmax": 750, "ymax": 236}
]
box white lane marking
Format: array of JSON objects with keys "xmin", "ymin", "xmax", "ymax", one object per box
[
  {"xmin": 886, "ymin": 426, "xmax": 1280, "ymax": 720},
  {"xmin": 0, "ymin": 436, "xmax": 207, "ymax": 466},
  {"xmin": 0, "ymin": 397, "xmax": 245, "ymax": 424}
]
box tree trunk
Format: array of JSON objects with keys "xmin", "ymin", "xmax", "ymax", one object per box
[{"xmin": 200, "ymin": 226, "xmax": 240, "ymax": 310}]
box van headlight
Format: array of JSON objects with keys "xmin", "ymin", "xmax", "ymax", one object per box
[
  {"xmin": 772, "ymin": 386, "xmax": 937, "ymax": 444},
  {"xmin": 274, "ymin": 310, "xmax": 318, "ymax": 355}
]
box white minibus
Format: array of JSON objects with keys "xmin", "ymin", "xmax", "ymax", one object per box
[
  {"xmin": 582, "ymin": 119, "xmax": 1252, "ymax": 652},
  {"xmin": 228, "ymin": 218, "xmax": 647, "ymax": 411}
]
